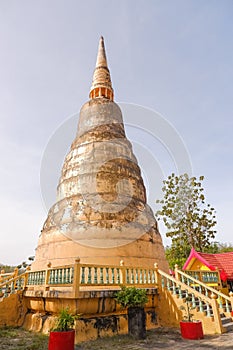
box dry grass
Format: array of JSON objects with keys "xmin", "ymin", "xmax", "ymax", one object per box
[{"xmin": 0, "ymin": 327, "xmax": 48, "ymax": 350}]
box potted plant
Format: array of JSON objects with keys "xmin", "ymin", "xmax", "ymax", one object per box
[
  {"xmin": 115, "ymin": 286, "xmax": 148, "ymax": 339},
  {"xmin": 48, "ymin": 308, "xmax": 77, "ymax": 350},
  {"xmin": 179, "ymin": 298, "xmax": 204, "ymax": 340}
]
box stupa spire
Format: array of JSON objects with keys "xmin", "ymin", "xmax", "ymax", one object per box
[{"xmin": 89, "ymin": 36, "xmax": 114, "ymax": 100}]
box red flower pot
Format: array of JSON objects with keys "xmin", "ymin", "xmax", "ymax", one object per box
[
  {"xmin": 48, "ymin": 329, "xmax": 75, "ymax": 350},
  {"xmin": 180, "ymin": 321, "xmax": 204, "ymax": 340}
]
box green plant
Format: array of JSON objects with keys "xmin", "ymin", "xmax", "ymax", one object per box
[
  {"xmin": 115, "ymin": 286, "xmax": 148, "ymax": 308},
  {"xmin": 180, "ymin": 297, "xmax": 195, "ymax": 322},
  {"xmin": 52, "ymin": 308, "xmax": 77, "ymax": 332},
  {"xmin": 156, "ymin": 173, "xmax": 217, "ymax": 267}
]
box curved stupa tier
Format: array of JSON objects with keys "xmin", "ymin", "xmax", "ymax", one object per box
[{"xmin": 32, "ymin": 37, "xmax": 168, "ymax": 271}]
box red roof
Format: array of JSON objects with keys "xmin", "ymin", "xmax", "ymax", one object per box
[{"xmin": 183, "ymin": 248, "xmax": 233, "ymax": 280}]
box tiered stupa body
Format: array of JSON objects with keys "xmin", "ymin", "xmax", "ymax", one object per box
[{"xmin": 33, "ymin": 37, "xmax": 168, "ymax": 271}]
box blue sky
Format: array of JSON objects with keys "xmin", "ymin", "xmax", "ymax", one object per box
[{"xmin": 0, "ymin": 0, "xmax": 232, "ymax": 265}]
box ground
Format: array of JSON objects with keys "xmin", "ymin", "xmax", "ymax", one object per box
[{"xmin": 0, "ymin": 327, "xmax": 233, "ymax": 349}]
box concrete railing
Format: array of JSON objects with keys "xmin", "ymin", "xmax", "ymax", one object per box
[{"xmin": 0, "ymin": 259, "xmax": 159, "ymax": 298}]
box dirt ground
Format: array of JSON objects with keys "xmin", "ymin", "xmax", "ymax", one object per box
[
  {"xmin": 0, "ymin": 327, "xmax": 48, "ymax": 350},
  {"xmin": 1, "ymin": 326, "xmax": 232, "ymax": 350}
]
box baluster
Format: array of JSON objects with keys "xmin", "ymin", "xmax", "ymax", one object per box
[
  {"xmin": 63, "ymin": 269, "xmax": 66, "ymax": 284},
  {"xmin": 199, "ymin": 298, "xmax": 204, "ymax": 312},
  {"xmin": 88, "ymin": 267, "xmax": 92, "ymax": 284},
  {"xmin": 94, "ymin": 267, "xmax": 98, "ymax": 284},
  {"xmin": 187, "ymin": 278, "xmax": 190, "ymax": 286},
  {"xmin": 225, "ymin": 299, "xmax": 230, "ymax": 313},
  {"xmin": 40, "ymin": 271, "xmax": 43, "ymax": 284},
  {"xmin": 4, "ymin": 284, "xmax": 8, "ymax": 297},
  {"xmin": 205, "ymin": 287, "xmax": 208, "ymax": 297},
  {"xmin": 50, "ymin": 270, "xmax": 55, "ymax": 284},
  {"xmin": 126, "ymin": 269, "xmax": 129, "ymax": 284},
  {"xmin": 117, "ymin": 268, "xmax": 120, "ymax": 284},
  {"xmin": 151, "ymin": 271, "xmax": 155, "ymax": 284},
  {"xmin": 178, "ymin": 285, "xmax": 182, "ymax": 299},
  {"xmin": 135, "ymin": 269, "xmax": 139, "ymax": 284},
  {"xmin": 219, "ymin": 297, "xmax": 223, "ymax": 309},
  {"xmin": 140, "ymin": 269, "xmax": 143, "ymax": 284},
  {"xmin": 67, "ymin": 268, "xmax": 71, "ymax": 283},
  {"xmin": 100, "ymin": 268, "xmax": 104, "ymax": 284},
  {"xmin": 181, "ymin": 275, "xmax": 185, "ymax": 283},
  {"xmin": 111, "ymin": 268, "xmax": 115, "ymax": 284},
  {"xmin": 54, "ymin": 270, "xmax": 58, "ymax": 284},
  {"xmin": 206, "ymin": 302, "xmax": 211, "ymax": 317},
  {"xmin": 81, "ymin": 267, "xmax": 85, "ymax": 284},
  {"xmin": 71, "ymin": 267, "xmax": 74, "ymax": 283},
  {"xmin": 131, "ymin": 269, "xmax": 134, "ymax": 284},
  {"xmin": 185, "ymin": 289, "xmax": 188, "ymax": 298},
  {"xmin": 167, "ymin": 279, "xmax": 171, "ymax": 290},
  {"xmin": 198, "ymin": 285, "xmax": 202, "ymax": 293},
  {"xmin": 144, "ymin": 270, "xmax": 147, "ymax": 284},
  {"xmin": 37, "ymin": 272, "xmax": 40, "ymax": 284},
  {"xmin": 17, "ymin": 278, "xmax": 21, "ymax": 290},
  {"xmin": 191, "ymin": 293, "xmax": 196, "ymax": 308},
  {"xmin": 58, "ymin": 269, "xmax": 62, "ymax": 284},
  {"xmin": 148, "ymin": 270, "xmax": 151, "ymax": 284},
  {"xmin": 106, "ymin": 268, "xmax": 109, "ymax": 284},
  {"xmin": 161, "ymin": 276, "xmax": 165, "ymax": 288},
  {"xmin": 214, "ymin": 273, "xmax": 218, "ymax": 282},
  {"xmin": 11, "ymin": 280, "xmax": 15, "ymax": 294},
  {"xmin": 172, "ymin": 281, "xmax": 176, "ymax": 295}
]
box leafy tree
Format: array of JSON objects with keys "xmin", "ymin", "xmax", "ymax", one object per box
[
  {"xmin": 156, "ymin": 173, "xmax": 217, "ymax": 267},
  {"xmin": 215, "ymin": 242, "xmax": 233, "ymax": 253},
  {"xmin": 0, "ymin": 264, "xmax": 15, "ymax": 273}
]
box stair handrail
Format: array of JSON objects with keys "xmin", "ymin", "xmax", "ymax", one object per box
[
  {"xmin": 156, "ymin": 266, "xmax": 224, "ymax": 333},
  {"xmin": 0, "ymin": 270, "xmax": 28, "ymax": 292},
  {"xmin": 175, "ymin": 267, "xmax": 233, "ymax": 309},
  {"xmin": 157, "ymin": 267, "xmax": 212, "ymax": 303}
]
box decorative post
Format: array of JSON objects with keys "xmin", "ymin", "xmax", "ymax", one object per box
[
  {"xmin": 73, "ymin": 257, "xmax": 81, "ymax": 298},
  {"xmin": 174, "ymin": 264, "xmax": 179, "ymax": 281},
  {"xmin": 211, "ymin": 293, "xmax": 223, "ymax": 334},
  {"xmin": 229, "ymin": 292, "xmax": 233, "ymax": 312},
  {"xmin": 154, "ymin": 263, "xmax": 161, "ymax": 288},
  {"xmin": 120, "ymin": 260, "xmax": 126, "ymax": 285},
  {"xmin": 215, "ymin": 267, "xmax": 222, "ymax": 289},
  {"xmin": 45, "ymin": 262, "xmax": 51, "ymax": 292}
]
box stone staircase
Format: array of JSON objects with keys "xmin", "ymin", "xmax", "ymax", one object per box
[{"xmin": 157, "ymin": 266, "xmax": 233, "ymax": 334}]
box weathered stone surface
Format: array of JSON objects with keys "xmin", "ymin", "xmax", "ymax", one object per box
[{"xmin": 33, "ymin": 38, "xmax": 168, "ymax": 271}]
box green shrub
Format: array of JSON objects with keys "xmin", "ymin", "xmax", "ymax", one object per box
[{"xmin": 115, "ymin": 286, "xmax": 148, "ymax": 308}]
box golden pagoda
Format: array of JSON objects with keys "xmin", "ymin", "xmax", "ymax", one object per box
[{"xmin": 32, "ymin": 37, "xmax": 168, "ymax": 272}]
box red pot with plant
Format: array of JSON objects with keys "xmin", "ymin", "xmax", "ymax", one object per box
[
  {"xmin": 180, "ymin": 320, "xmax": 203, "ymax": 340},
  {"xmin": 179, "ymin": 298, "xmax": 204, "ymax": 340},
  {"xmin": 48, "ymin": 308, "xmax": 76, "ymax": 350}
]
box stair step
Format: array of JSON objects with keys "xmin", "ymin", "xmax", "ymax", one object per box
[
  {"xmin": 221, "ymin": 317, "xmax": 233, "ymax": 325},
  {"xmin": 223, "ymin": 322, "xmax": 233, "ymax": 332}
]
